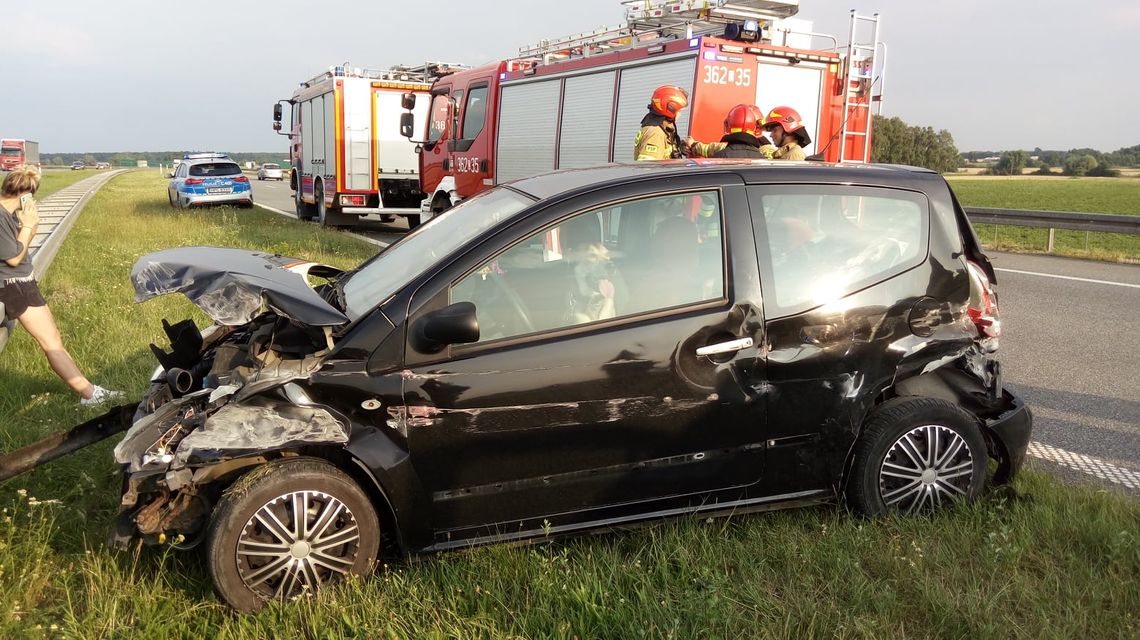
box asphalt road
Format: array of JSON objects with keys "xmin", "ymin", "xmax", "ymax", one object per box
[
  {"xmin": 251, "ymin": 178, "xmax": 1140, "ymax": 490},
  {"xmin": 250, "ymin": 177, "xmax": 408, "ymax": 246},
  {"xmin": 990, "ymin": 252, "xmax": 1140, "ymax": 490}
]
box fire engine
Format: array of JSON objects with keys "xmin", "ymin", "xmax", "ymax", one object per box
[
  {"xmin": 273, "ymin": 63, "xmax": 464, "ymax": 228},
  {"xmin": 401, "ymin": 0, "xmax": 883, "ymax": 221}
]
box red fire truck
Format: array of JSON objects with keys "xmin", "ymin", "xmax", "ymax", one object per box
[
  {"xmin": 273, "ymin": 64, "xmax": 460, "ymax": 227},
  {"xmin": 401, "ymin": 0, "xmax": 883, "ymax": 222}
]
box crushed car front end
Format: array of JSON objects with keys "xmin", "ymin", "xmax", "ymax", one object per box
[{"xmin": 110, "ymin": 247, "xmax": 355, "ymax": 547}]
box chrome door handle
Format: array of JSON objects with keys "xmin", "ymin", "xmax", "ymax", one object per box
[{"xmin": 695, "ymin": 337, "xmax": 754, "ymax": 356}]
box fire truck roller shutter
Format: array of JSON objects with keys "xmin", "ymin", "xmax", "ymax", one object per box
[
  {"xmin": 496, "ymin": 80, "xmax": 561, "ymax": 184},
  {"xmin": 558, "ymin": 71, "xmax": 616, "ymax": 169},
  {"xmin": 321, "ymin": 92, "xmax": 335, "ymax": 187},
  {"xmin": 613, "ymin": 57, "xmax": 697, "ymax": 157},
  {"xmin": 343, "ymin": 80, "xmax": 373, "ymax": 191},
  {"xmin": 755, "ymin": 61, "xmax": 825, "ymax": 152},
  {"xmin": 302, "ymin": 100, "xmax": 315, "ymax": 182}
]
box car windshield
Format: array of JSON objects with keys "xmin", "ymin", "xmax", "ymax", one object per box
[
  {"xmin": 341, "ymin": 187, "xmax": 535, "ymax": 320},
  {"xmin": 190, "ymin": 163, "xmax": 242, "ymax": 177}
]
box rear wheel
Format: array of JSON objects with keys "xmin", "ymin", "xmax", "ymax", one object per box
[
  {"xmin": 846, "ymin": 397, "xmax": 987, "ymax": 517},
  {"xmin": 205, "ymin": 458, "xmax": 380, "ymax": 612},
  {"xmin": 316, "ymin": 184, "xmax": 352, "ymax": 227},
  {"xmin": 167, "ymin": 188, "xmax": 177, "ymax": 208},
  {"xmin": 295, "ymin": 182, "xmax": 316, "ymax": 220}
]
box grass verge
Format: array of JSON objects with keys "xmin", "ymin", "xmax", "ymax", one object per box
[
  {"xmin": 0, "ymin": 171, "xmax": 1137, "ymax": 638},
  {"xmin": 947, "ymin": 177, "xmax": 1140, "ymax": 261}
]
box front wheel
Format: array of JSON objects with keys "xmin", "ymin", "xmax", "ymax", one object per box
[
  {"xmin": 205, "ymin": 458, "xmax": 381, "ymax": 612},
  {"xmin": 846, "ymin": 397, "xmax": 987, "ymax": 517}
]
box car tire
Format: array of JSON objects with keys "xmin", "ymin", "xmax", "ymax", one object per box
[
  {"xmin": 168, "ymin": 189, "xmax": 177, "ymax": 208},
  {"xmin": 846, "ymin": 397, "xmax": 987, "ymax": 517},
  {"xmin": 205, "ymin": 458, "xmax": 381, "ymax": 613}
]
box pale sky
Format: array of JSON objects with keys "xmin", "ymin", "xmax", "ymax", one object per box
[{"xmin": 1, "ymin": 0, "xmax": 1135, "ymax": 153}]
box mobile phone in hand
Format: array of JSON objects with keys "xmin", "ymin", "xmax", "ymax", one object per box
[{"xmin": 19, "ymin": 193, "xmax": 33, "ymax": 210}]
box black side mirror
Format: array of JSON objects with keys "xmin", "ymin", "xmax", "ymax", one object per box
[
  {"xmin": 399, "ymin": 112, "xmax": 416, "ymax": 140},
  {"xmin": 401, "ymin": 93, "xmax": 417, "ymax": 110},
  {"xmin": 273, "ymin": 103, "xmax": 282, "ymax": 122},
  {"xmin": 412, "ymin": 302, "xmax": 479, "ymax": 353}
]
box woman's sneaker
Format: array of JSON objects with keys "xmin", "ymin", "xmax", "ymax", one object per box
[{"xmin": 80, "ymin": 384, "xmax": 124, "ymax": 407}]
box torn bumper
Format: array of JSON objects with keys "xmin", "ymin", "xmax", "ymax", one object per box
[{"xmin": 982, "ymin": 390, "xmax": 1033, "ymax": 484}]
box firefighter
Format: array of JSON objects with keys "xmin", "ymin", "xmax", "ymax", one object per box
[
  {"xmin": 762, "ymin": 106, "xmax": 812, "ymax": 160},
  {"xmin": 685, "ymin": 104, "xmax": 776, "ymax": 159},
  {"xmin": 633, "ymin": 85, "xmax": 690, "ymax": 161}
]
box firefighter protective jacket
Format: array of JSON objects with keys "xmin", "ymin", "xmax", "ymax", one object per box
[
  {"xmin": 773, "ymin": 141, "xmax": 807, "ymax": 161},
  {"xmin": 634, "ymin": 113, "xmax": 683, "ymax": 161},
  {"xmin": 690, "ymin": 132, "xmax": 776, "ymax": 159}
]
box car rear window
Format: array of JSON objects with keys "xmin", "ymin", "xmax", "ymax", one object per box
[
  {"xmin": 748, "ymin": 185, "xmax": 930, "ymax": 318},
  {"xmin": 190, "ymin": 162, "xmax": 242, "ymax": 177},
  {"xmin": 262, "ymin": 163, "xmax": 279, "ymax": 169}
]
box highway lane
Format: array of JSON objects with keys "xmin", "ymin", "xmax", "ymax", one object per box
[
  {"xmin": 990, "ymin": 252, "xmax": 1140, "ymax": 490},
  {"xmin": 250, "ymin": 177, "xmax": 407, "ymax": 247},
  {"xmin": 251, "ymin": 178, "xmax": 1140, "ymax": 490}
]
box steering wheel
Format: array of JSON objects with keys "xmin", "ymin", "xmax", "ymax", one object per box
[{"xmin": 479, "ymin": 272, "xmax": 534, "ymax": 339}]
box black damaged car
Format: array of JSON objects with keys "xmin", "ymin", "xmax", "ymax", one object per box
[{"xmin": 110, "ymin": 160, "xmax": 1030, "ymax": 611}]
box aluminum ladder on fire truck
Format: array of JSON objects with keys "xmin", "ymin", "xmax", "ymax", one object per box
[
  {"xmin": 518, "ymin": 0, "xmax": 800, "ymax": 59},
  {"xmin": 838, "ymin": 11, "xmax": 882, "ymax": 164}
]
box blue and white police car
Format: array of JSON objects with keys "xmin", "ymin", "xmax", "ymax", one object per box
[{"xmin": 167, "ymin": 153, "xmax": 253, "ymax": 209}]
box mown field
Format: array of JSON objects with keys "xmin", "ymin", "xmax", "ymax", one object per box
[
  {"xmin": 947, "ymin": 176, "xmax": 1140, "ymax": 261},
  {"xmin": 0, "ymin": 171, "xmax": 1137, "ymax": 638}
]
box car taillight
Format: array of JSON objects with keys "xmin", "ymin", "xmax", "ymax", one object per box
[
  {"xmin": 233, "ymin": 176, "xmax": 249, "ymax": 183},
  {"xmin": 184, "ymin": 177, "xmax": 204, "ymax": 185},
  {"xmin": 965, "ymin": 260, "xmax": 1001, "ymax": 339},
  {"xmin": 340, "ymin": 194, "xmax": 366, "ymax": 206}
]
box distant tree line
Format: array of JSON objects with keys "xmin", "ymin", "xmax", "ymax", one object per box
[
  {"xmin": 869, "ymin": 117, "xmax": 961, "ymax": 173},
  {"xmin": 962, "ymin": 144, "xmax": 1138, "ymax": 176},
  {"xmin": 40, "ymin": 151, "xmax": 289, "ymax": 167}
]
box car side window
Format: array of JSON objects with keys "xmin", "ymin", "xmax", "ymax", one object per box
[
  {"xmin": 748, "ymin": 185, "xmax": 929, "ymax": 318},
  {"xmin": 461, "ymin": 85, "xmax": 488, "ymax": 140},
  {"xmin": 451, "ymin": 191, "xmax": 725, "ymax": 343}
]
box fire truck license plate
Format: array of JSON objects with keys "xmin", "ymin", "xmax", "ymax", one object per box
[{"xmin": 207, "ymin": 187, "xmax": 232, "ymax": 194}]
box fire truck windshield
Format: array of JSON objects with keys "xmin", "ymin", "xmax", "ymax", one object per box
[{"xmin": 341, "ymin": 187, "xmax": 536, "ymax": 320}]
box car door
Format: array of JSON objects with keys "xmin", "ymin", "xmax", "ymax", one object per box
[
  {"xmin": 746, "ymin": 183, "xmax": 934, "ymax": 494},
  {"xmin": 400, "ymin": 176, "xmax": 770, "ymax": 537}
]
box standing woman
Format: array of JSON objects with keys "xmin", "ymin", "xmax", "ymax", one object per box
[{"xmin": 0, "ymin": 165, "xmax": 121, "ymax": 405}]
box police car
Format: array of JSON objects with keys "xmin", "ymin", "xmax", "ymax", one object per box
[{"xmin": 167, "ymin": 153, "xmax": 253, "ymax": 209}]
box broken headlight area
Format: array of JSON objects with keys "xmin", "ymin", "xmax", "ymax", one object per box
[{"xmin": 112, "ymin": 312, "xmax": 350, "ymax": 548}]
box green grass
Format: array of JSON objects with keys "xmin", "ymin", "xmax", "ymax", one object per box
[
  {"xmin": 0, "ymin": 172, "xmax": 1138, "ymax": 638},
  {"xmin": 947, "ymin": 177, "xmax": 1140, "ymax": 261}
]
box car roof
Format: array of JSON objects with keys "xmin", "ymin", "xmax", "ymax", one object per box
[{"xmin": 504, "ymin": 160, "xmax": 942, "ymax": 201}]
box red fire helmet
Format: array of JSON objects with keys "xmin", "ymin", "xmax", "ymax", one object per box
[
  {"xmin": 762, "ymin": 106, "xmax": 806, "ymax": 134},
  {"xmin": 724, "ymin": 104, "xmax": 764, "ymax": 136},
  {"xmin": 649, "ymin": 85, "xmax": 690, "ymax": 118}
]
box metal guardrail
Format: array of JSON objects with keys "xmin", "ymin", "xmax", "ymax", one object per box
[{"xmin": 963, "ymin": 207, "xmax": 1140, "ymax": 235}]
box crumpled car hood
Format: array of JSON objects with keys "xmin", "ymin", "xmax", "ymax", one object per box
[{"xmin": 131, "ymin": 247, "xmax": 348, "ymax": 326}]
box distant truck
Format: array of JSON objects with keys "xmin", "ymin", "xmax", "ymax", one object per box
[{"xmin": 1, "ymin": 139, "xmax": 40, "ymax": 171}]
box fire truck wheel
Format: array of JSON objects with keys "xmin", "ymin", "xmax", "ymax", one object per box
[
  {"xmin": 406, "ymin": 214, "xmax": 421, "ymax": 230},
  {"xmin": 295, "ymin": 184, "xmax": 316, "ymax": 221}
]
